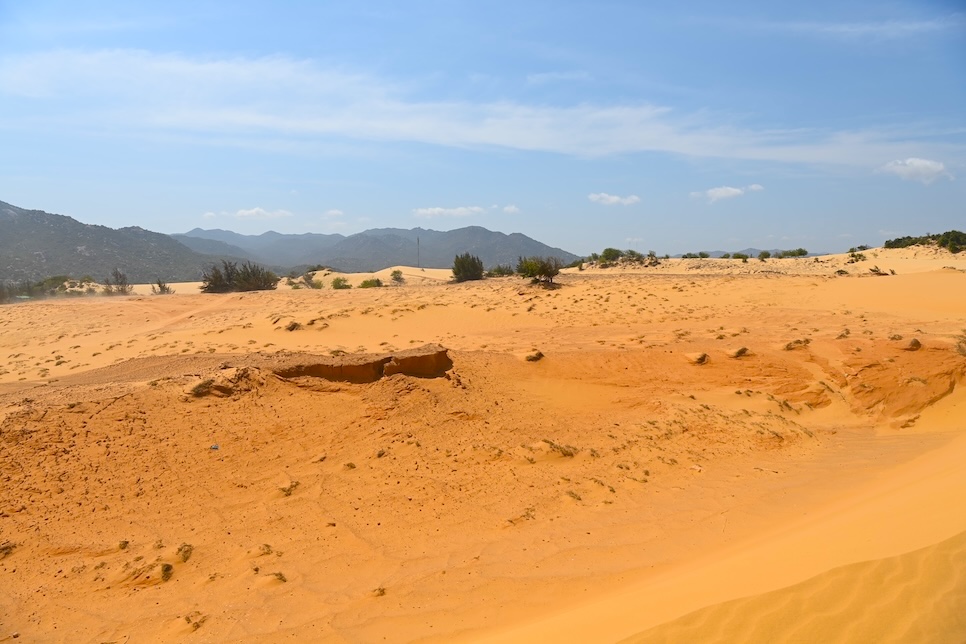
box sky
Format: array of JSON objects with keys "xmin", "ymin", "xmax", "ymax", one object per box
[{"xmin": 0, "ymin": 1, "xmax": 963, "ymax": 255}]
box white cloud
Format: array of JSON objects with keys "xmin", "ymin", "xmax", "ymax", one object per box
[
  {"xmin": 323, "ymin": 209, "xmax": 344, "ymax": 218},
  {"xmin": 588, "ymin": 193, "xmax": 640, "ymax": 206},
  {"xmin": 503, "ymin": 204, "xmax": 520, "ymax": 214},
  {"xmin": 690, "ymin": 184, "xmax": 765, "ymax": 204},
  {"xmin": 202, "ymin": 211, "xmax": 217, "ymax": 219},
  {"xmin": 233, "ymin": 207, "xmax": 292, "ymax": 219},
  {"xmin": 412, "ymin": 206, "xmax": 485, "ymax": 218},
  {"xmin": 879, "ymin": 157, "xmax": 953, "ymax": 184},
  {"xmin": 0, "ymin": 49, "xmax": 960, "ymax": 166}
]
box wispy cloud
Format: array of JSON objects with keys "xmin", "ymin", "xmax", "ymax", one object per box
[
  {"xmin": 412, "ymin": 206, "xmax": 485, "ymax": 218},
  {"xmin": 0, "ymin": 49, "xmax": 960, "ymax": 166},
  {"xmin": 526, "ymin": 70, "xmax": 591, "ymax": 85},
  {"xmin": 502, "ymin": 204, "xmax": 520, "ymax": 214},
  {"xmin": 755, "ymin": 14, "xmax": 965, "ymax": 39},
  {"xmin": 588, "ymin": 192, "xmax": 640, "ymax": 205},
  {"xmin": 879, "ymin": 157, "xmax": 953, "ymax": 184},
  {"xmin": 690, "ymin": 183, "xmax": 764, "ymax": 203},
  {"xmin": 203, "ymin": 207, "xmax": 292, "ymax": 219},
  {"xmin": 323, "ymin": 209, "xmax": 344, "ymax": 217}
]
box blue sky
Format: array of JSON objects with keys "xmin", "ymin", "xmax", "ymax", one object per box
[{"xmin": 0, "ymin": 1, "xmax": 963, "ymax": 255}]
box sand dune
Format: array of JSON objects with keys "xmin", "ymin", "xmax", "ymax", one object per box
[
  {"xmin": 623, "ymin": 529, "xmax": 966, "ymax": 643},
  {"xmin": 1, "ymin": 251, "xmax": 964, "ymax": 642}
]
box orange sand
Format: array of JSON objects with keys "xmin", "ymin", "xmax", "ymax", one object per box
[{"xmin": 1, "ymin": 248, "xmax": 964, "ymax": 642}]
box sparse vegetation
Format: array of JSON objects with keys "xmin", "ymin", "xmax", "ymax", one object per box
[
  {"xmin": 201, "ymin": 260, "xmax": 278, "ymax": 293},
  {"xmin": 390, "ymin": 269, "xmax": 404, "ymax": 284},
  {"xmin": 103, "ymin": 268, "xmax": 133, "ymax": 295},
  {"xmin": 758, "ymin": 250, "xmax": 771, "ymax": 261},
  {"xmin": 359, "ymin": 278, "xmax": 383, "ymax": 288},
  {"xmin": 486, "ymin": 264, "xmax": 515, "ymax": 277},
  {"xmin": 732, "ymin": 253, "xmax": 749, "ymax": 262},
  {"xmin": 332, "ymin": 277, "xmax": 351, "ymax": 289},
  {"xmin": 151, "ymin": 278, "xmax": 174, "ymax": 295},
  {"xmin": 884, "ymin": 230, "xmax": 964, "ymax": 254},
  {"xmin": 452, "ymin": 252, "xmax": 485, "ymax": 282}
]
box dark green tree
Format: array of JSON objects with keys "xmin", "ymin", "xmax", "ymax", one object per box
[{"xmin": 452, "ymin": 253, "xmax": 485, "ymax": 282}]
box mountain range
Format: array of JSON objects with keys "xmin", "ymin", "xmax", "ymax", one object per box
[
  {"xmin": 176, "ymin": 226, "xmax": 579, "ymax": 273},
  {"xmin": 0, "ymin": 200, "xmax": 579, "ymax": 283}
]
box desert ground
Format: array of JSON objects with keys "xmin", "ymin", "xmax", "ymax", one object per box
[{"xmin": 1, "ymin": 248, "xmax": 965, "ymax": 643}]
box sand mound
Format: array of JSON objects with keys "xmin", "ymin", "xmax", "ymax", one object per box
[{"xmin": 1, "ymin": 264, "xmax": 964, "ymax": 641}]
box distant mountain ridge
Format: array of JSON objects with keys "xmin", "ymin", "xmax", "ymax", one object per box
[
  {"xmin": 179, "ymin": 225, "xmax": 579, "ymax": 272},
  {"xmin": 0, "ymin": 199, "xmax": 579, "ymax": 283},
  {"xmin": 0, "ymin": 200, "xmax": 248, "ymax": 283}
]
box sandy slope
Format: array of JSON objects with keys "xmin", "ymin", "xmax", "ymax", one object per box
[{"xmin": 1, "ymin": 249, "xmax": 964, "ymax": 642}]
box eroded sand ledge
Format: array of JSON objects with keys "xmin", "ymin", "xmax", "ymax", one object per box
[{"xmin": 1, "ymin": 256, "xmax": 964, "ymax": 642}]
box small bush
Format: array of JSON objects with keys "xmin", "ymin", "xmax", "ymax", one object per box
[
  {"xmin": 732, "ymin": 253, "xmax": 749, "ymax": 261},
  {"xmin": 599, "ymin": 248, "xmax": 624, "ymax": 262},
  {"xmin": 359, "ymin": 278, "xmax": 383, "ymax": 288},
  {"xmin": 758, "ymin": 250, "xmax": 771, "ymax": 261},
  {"xmin": 516, "ymin": 256, "xmax": 562, "ymax": 284},
  {"xmin": 779, "ymin": 248, "xmax": 808, "ymax": 258},
  {"xmin": 201, "ymin": 260, "xmax": 278, "ymax": 293},
  {"xmin": 721, "ymin": 253, "xmax": 731, "ymax": 259},
  {"xmin": 151, "ymin": 278, "xmax": 174, "ymax": 295},
  {"xmin": 452, "ymin": 253, "xmax": 485, "ymax": 282},
  {"xmin": 103, "ymin": 268, "xmax": 133, "ymax": 295},
  {"xmin": 331, "ymin": 277, "xmax": 351, "ymax": 290},
  {"xmin": 390, "ymin": 269, "xmax": 404, "ymax": 284}
]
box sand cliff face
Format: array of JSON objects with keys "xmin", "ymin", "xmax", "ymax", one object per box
[{"xmin": 1, "ymin": 254, "xmax": 965, "ymax": 642}]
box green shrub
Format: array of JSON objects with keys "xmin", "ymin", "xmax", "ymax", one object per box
[
  {"xmin": 486, "ymin": 264, "xmax": 515, "ymax": 277},
  {"xmin": 721, "ymin": 253, "xmax": 731, "ymax": 259},
  {"xmin": 452, "ymin": 253, "xmax": 485, "ymax": 282},
  {"xmin": 758, "ymin": 250, "xmax": 771, "ymax": 261},
  {"xmin": 390, "ymin": 269, "xmax": 404, "ymax": 284},
  {"xmin": 698, "ymin": 251, "xmax": 710, "ymax": 259},
  {"xmin": 331, "ymin": 277, "xmax": 351, "ymax": 290},
  {"xmin": 517, "ymin": 256, "xmax": 562, "ymax": 283},
  {"xmin": 359, "ymin": 278, "xmax": 383, "ymax": 288},
  {"xmin": 599, "ymin": 248, "xmax": 624, "ymax": 262},
  {"xmin": 201, "ymin": 260, "xmax": 277, "ymax": 293},
  {"xmin": 779, "ymin": 248, "xmax": 808, "ymax": 258}
]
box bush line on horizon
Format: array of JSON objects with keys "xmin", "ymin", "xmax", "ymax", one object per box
[{"xmin": 2, "ymin": 229, "xmax": 963, "ymax": 304}]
